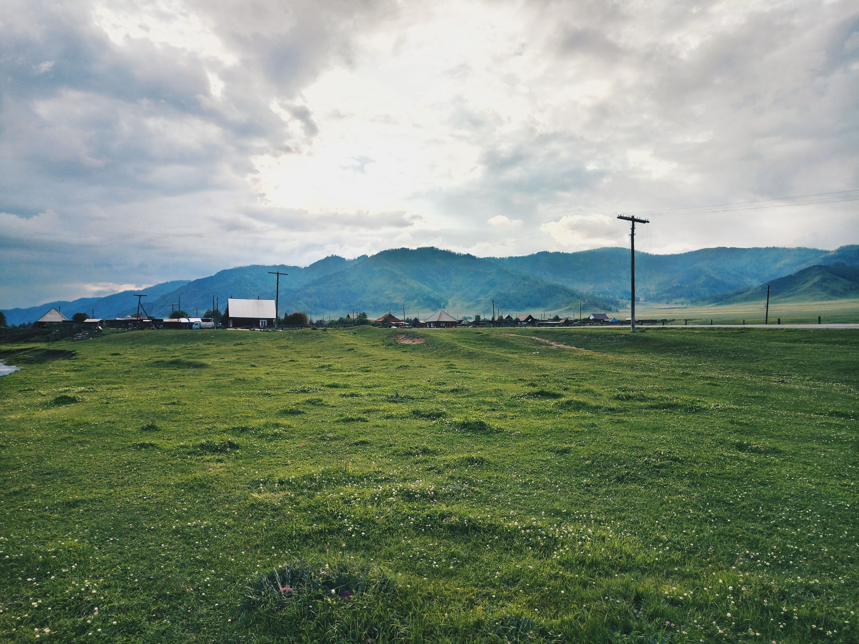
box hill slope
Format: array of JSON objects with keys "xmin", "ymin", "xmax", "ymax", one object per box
[
  {"xmin": 4, "ymin": 245, "xmax": 859, "ymax": 324},
  {"xmin": 718, "ymin": 263, "xmax": 859, "ymax": 304},
  {"xmin": 494, "ymin": 246, "xmax": 835, "ymax": 302}
]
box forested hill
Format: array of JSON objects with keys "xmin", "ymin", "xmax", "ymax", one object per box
[
  {"xmin": 3, "ymin": 245, "xmax": 858, "ymax": 324},
  {"xmin": 715, "ymin": 263, "xmax": 859, "ymax": 304}
]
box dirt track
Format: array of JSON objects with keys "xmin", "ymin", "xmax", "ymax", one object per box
[{"xmin": 502, "ymin": 334, "xmax": 590, "ymax": 351}]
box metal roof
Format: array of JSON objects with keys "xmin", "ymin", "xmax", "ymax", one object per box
[
  {"xmin": 375, "ymin": 313, "xmax": 402, "ymax": 323},
  {"xmin": 227, "ymin": 298, "xmax": 276, "ymax": 319},
  {"xmin": 424, "ymin": 309, "xmax": 458, "ymax": 323},
  {"xmin": 36, "ymin": 308, "xmax": 69, "ymax": 323}
]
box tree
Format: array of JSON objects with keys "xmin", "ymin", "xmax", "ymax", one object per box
[
  {"xmin": 0, "ymin": 311, "xmax": 6, "ymax": 327},
  {"xmin": 283, "ymin": 312, "xmax": 308, "ymax": 327},
  {"xmin": 474, "ymin": 314, "xmax": 481, "ymax": 323},
  {"xmin": 203, "ymin": 308, "xmax": 222, "ymax": 325},
  {"xmin": 169, "ymin": 310, "xmax": 188, "ymax": 319},
  {"xmin": 355, "ymin": 312, "xmax": 369, "ymax": 326},
  {"xmin": 72, "ymin": 312, "xmax": 88, "ymax": 323}
]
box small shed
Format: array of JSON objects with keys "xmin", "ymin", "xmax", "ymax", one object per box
[
  {"xmin": 424, "ymin": 310, "xmax": 459, "ymax": 328},
  {"xmin": 35, "ymin": 308, "xmax": 69, "ymax": 327},
  {"xmin": 224, "ymin": 298, "xmax": 276, "ymax": 329}
]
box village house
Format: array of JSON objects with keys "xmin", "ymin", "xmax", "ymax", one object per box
[
  {"xmin": 34, "ymin": 308, "xmax": 69, "ymax": 328},
  {"xmin": 588, "ymin": 313, "xmax": 610, "ymax": 323},
  {"xmin": 375, "ymin": 312, "xmax": 402, "ymax": 326},
  {"xmin": 517, "ymin": 313, "xmax": 537, "ymax": 326},
  {"xmin": 424, "ymin": 310, "xmax": 459, "ymax": 328},
  {"xmin": 223, "ymin": 298, "xmax": 276, "ymax": 329}
]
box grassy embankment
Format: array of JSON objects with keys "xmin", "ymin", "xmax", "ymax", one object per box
[{"xmin": 0, "ymin": 327, "xmax": 857, "ymax": 643}]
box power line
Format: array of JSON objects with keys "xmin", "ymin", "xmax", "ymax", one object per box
[{"xmin": 630, "ymin": 189, "xmax": 859, "ymax": 217}]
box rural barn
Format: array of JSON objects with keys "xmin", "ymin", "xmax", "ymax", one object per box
[
  {"xmin": 224, "ymin": 298, "xmax": 276, "ymax": 329},
  {"xmin": 424, "ymin": 310, "xmax": 459, "ymax": 328},
  {"xmin": 34, "ymin": 308, "xmax": 69, "ymax": 328}
]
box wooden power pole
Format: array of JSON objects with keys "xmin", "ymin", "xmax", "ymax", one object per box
[
  {"xmin": 268, "ymin": 270, "xmax": 288, "ymax": 327},
  {"xmin": 765, "ymin": 285, "xmax": 770, "ymax": 324},
  {"xmin": 133, "ymin": 294, "xmax": 150, "ymax": 321},
  {"xmin": 617, "ymin": 214, "xmax": 649, "ymax": 333}
]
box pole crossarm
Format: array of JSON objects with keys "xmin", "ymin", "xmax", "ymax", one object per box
[{"xmin": 617, "ymin": 215, "xmax": 650, "ymax": 224}]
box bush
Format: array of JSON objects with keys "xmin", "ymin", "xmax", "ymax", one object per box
[
  {"xmin": 169, "ymin": 310, "xmax": 188, "ymax": 319},
  {"xmin": 283, "ymin": 312, "xmax": 308, "ymax": 326},
  {"xmin": 72, "ymin": 312, "xmax": 88, "ymax": 323}
]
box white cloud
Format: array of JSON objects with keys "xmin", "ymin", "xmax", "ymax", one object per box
[
  {"xmin": 487, "ymin": 215, "xmax": 522, "ymax": 228},
  {"xmin": 542, "ymin": 214, "xmax": 627, "ymax": 250}
]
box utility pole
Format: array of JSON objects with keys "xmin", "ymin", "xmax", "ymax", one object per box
[
  {"xmin": 133, "ymin": 294, "xmax": 149, "ymax": 321},
  {"xmin": 268, "ymin": 270, "xmax": 288, "ymax": 328},
  {"xmin": 765, "ymin": 285, "xmax": 770, "ymax": 324},
  {"xmin": 492, "ymin": 299, "xmax": 495, "ymax": 325},
  {"xmin": 579, "ymin": 301, "xmax": 582, "ymax": 324},
  {"xmin": 194, "ymin": 307, "xmax": 199, "ymax": 317},
  {"xmin": 169, "ymin": 303, "xmax": 178, "ymax": 313},
  {"xmin": 617, "ymin": 214, "xmax": 649, "ymax": 333}
]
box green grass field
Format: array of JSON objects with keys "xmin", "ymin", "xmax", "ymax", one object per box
[
  {"xmin": 626, "ymin": 298, "xmax": 859, "ymax": 325},
  {"xmin": 1, "ymin": 327, "xmax": 857, "ymax": 643}
]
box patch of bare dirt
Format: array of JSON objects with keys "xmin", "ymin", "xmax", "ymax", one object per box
[
  {"xmin": 501, "ymin": 334, "xmax": 590, "ymax": 351},
  {"xmin": 395, "ymin": 334, "xmax": 426, "ymax": 345}
]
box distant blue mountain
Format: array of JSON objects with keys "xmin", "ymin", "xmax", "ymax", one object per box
[
  {"xmin": 3, "ymin": 245, "xmax": 858, "ymax": 324},
  {"xmin": 2, "ymin": 281, "xmax": 189, "ymax": 326}
]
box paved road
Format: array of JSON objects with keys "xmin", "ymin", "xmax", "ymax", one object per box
[{"xmin": 642, "ymin": 324, "xmax": 859, "ymax": 329}]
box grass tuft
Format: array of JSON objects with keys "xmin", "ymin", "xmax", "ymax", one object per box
[{"xmin": 51, "ymin": 394, "xmax": 81, "ymax": 405}]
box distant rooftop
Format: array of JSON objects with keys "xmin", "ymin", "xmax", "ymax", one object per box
[
  {"xmin": 227, "ymin": 298, "xmax": 276, "ymax": 319},
  {"xmin": 425, "ymin": 309, "xmax": 458, "ymax": 323},
  {"xmin": 36, "ymin": 308, "xmax": 68, "ymax": 323}
]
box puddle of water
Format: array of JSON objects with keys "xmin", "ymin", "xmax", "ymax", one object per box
[{"xmin": 0, "ymin": 362, "xmax": 20, "ymax": 376}]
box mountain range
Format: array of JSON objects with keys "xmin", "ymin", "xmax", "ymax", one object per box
[{"xmin": 3, "ymin": 245, "xmax": 858, "ymax": 325}]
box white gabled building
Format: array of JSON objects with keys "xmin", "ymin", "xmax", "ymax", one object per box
[
  {"xmin": 35, "ymin": 308, "xmax": 69, "ymax": 327},
  {"xmin": 224, "ymin": 298, "xmax": 276, "ymax": 329}
]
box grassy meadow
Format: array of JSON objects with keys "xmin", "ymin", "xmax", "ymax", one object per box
[
  {"xmin": 0, "ymin": 327, "xmax": 857, "ymax": 643},
  {"xmin": 626, "ymin": 298, "xmax": 859, "ymax": 325}
]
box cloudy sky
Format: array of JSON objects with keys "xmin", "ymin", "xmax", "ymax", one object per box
[{"xmin": 1, "ymin": 0, "xmax": 858, "ymax": 308}]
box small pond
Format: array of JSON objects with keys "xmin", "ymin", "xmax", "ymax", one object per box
[{"xmin": 0, "ymin": 362, "xmax": 20, "ymax": 376}]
